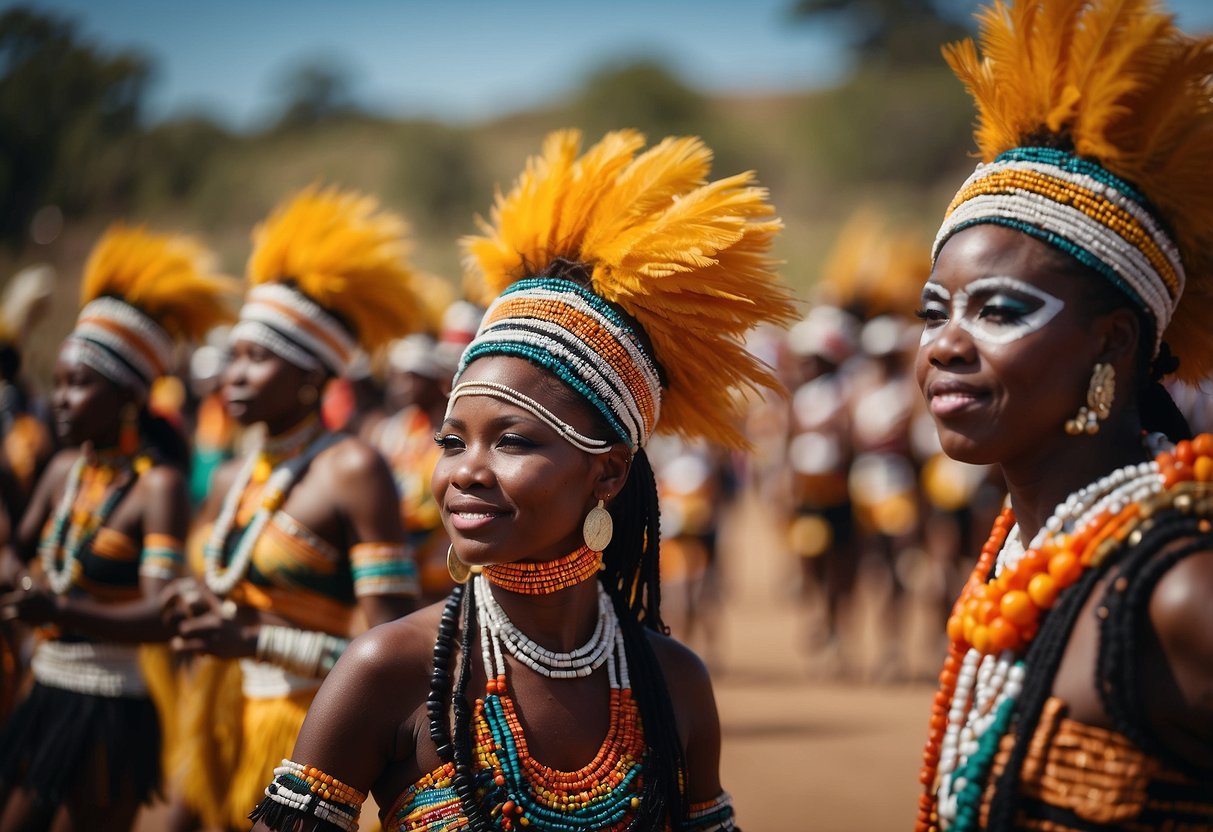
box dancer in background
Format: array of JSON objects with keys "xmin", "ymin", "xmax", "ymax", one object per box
[
  {"xmin": 0, "ymin": 226, "xmax": 234, "ymax": 831},
  {"xmin": 170, "ymin": 185, "xmax": 422, "ymax": 831}
]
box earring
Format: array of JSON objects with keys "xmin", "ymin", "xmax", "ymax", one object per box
[
  {"xmin": 298, "ymin": 384, "xmax": 319, "ymax": 406},
  {"xmin": 119, "ymin": 403, "xmax": 139, "ymax": 455},
  {"xmin": 1065, "ymin": 363, "xmax": 1116, "ymax": 436},
  {"xmin": 447, "ymin": 545, "xmax": 473, "ymax": 584},
  {"xmin": 582, "ymin": 498, "xmax": 614, "ymax": 553}
]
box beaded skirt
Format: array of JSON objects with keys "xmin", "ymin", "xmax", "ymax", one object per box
[{"xmin": 0, "ymin": 680, "xmax": 161, "ymax": 808}]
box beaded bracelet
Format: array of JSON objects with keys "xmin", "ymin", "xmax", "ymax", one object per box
[
  {"xmin": 255, "ymin": 624, "xmax": 348, "ymax": 678},
  {"xmin": 252, "ymin": 759, "xmax": 365, "ymax": 832}
]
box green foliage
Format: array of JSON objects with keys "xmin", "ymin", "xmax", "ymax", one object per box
[
  {"xmin": 789, "ymin": 0, "xmax": 974, "ymax": 69},
  {"xmin": 566, "ymin": 59, "xmax": 709, "ymax": 140},
  {"xmin": 0, "ymin": 6, "xmax": 151, "ymax": 246}
]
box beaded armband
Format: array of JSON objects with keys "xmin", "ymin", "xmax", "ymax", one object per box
[
  {"xmin": 350, "ymin": 541, "xmax": 419, "ymax": 598},
  {"xmin": 682, "ymin": 792, "xmax": 738, "ymax": 832},
  {"xmin": 139, "ymin": 533, "xmax": 185, "ymax": 581},
  {"xmin": 256, "ymin": 624, "xmax": 349, "ymax": 679},
  {"xmin": 249, "ymin": 759, "xmax": 365, "ymax": 832}
]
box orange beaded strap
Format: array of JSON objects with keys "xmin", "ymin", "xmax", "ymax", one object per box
[
  {"xmin": 916, "ymin": 507, "xmax": 1012, "ymax": 832},
  {"xmin": 250, "ymin": 759, "xmax": 366, "ymax": 832},
  {"xmin": 482, "ymin": 545, "xmax": 602, "ymax": 595}
]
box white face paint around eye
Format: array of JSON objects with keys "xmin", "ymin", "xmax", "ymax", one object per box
[{"xmin": 918, "ymin": 277, "xmax": 1064, "ymax": 347}]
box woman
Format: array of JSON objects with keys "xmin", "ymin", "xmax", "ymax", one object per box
[
  {"xmin": 249, "ymin": 129, "xmax": 795, "ymax": 832},
  {"xmin": 170, "ymin": 185, "xmax": 422, "ymax": 831},
  {"xmin": 0, "ymin": 225, "xmax": 235, "ymax": 831},
  {"xmin": 913, "ymin": 2, "xmax": 1213, "ymax": 830}
]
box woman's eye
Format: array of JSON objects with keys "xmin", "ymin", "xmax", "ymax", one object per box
[
  {"xmin": 978, "ymin": 296, "xmax": 1034, "ymax": 322},
  {"xmin": 434, "ymin": 434, "xmax": 463, "ymax": 450},
  {"xmin": 497, "ymin": 433, "xmax": 537, "ymax": 449},
  {"xmin": 915, "ymin": 304, "xmax": 948, "ymax": 323}
]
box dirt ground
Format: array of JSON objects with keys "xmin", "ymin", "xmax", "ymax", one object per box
[{"xmin": 137, "ymin": 488, "xmax": 940, "ymax": 831}]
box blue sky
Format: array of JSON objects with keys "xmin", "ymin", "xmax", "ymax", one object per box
[{"xmin": 15, "ymin": 0, "xmax": 1213, "ymax": 130}]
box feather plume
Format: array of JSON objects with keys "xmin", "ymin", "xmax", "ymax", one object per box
[
  {"xmin": 943, "ymin": 0, "xmax": 1213, "ymax": 381},
  {"xmin": 248, "ymin": 185, "xmax": 425, "ymax": 352},
  {"xmin": 81, "ymin": 224, "xmax": 238, "ymax": 341},
  {"xmin": 463, "ymin": 129, "xmax": 796, "ymax": 448}
]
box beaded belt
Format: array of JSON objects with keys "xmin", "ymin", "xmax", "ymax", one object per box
[
  {"xmin": 31, "ymin": 639, "xmax": 147, "ymax": 698},
  {"xmin": 240, "ymin": 658, "xmax": 321, "ymax": 699}
]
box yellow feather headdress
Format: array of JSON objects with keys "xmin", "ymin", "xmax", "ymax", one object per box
[
  {"xmin": 243, "ymin": 185, "xmax": 424, "ymax": 371},
  {"xmin": 936, "ymin": 0, "xmax": 1213, "ymax": 381},
  {"xmin": 818, "ymin": 209, "xmax": 930, "ymax": 319},
  {"xmin": 460, "ymin": 129, "xmax": 796, "ymax": 449},
  {"xmin": 66, "ymin": 224, "xmax": 238, "ymax": 394}
]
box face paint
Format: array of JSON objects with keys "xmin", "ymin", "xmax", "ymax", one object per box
[{"xmin": 918, "ymin": 276, "xmax": 1064, "ymax": 347}]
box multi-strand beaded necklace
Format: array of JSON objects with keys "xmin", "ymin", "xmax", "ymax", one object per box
[
  {"xmin": 917, "ymin": 433, "xmax": 1213, "ymax": 832},
  {"xmin": 203, "ymin": 418, "xmax": 336, "ymax": 596},
  {"xmin": 39, "ymin": 448, "xmax": 149, "ymax": 595},
  {"xmin": 425, "ymin": 573, "xmax": 648, "ymax": 832}
]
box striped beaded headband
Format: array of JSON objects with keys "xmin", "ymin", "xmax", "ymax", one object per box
[
  {"xmin": 454, "ymin": 277, "xmax": 662, "ymax": 451},
  {"xmin": 933, "ymin": 147, "xmax": 1185, "ymax": 353},
  {"xmin": 230, "ymin": 283, "xmax": 356, "ymax": 375},
  {"xmin": 63, "ymin": 297, "xmax": 175, "ymax": 396}
]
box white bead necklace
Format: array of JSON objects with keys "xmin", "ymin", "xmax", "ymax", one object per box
[
  {"xmin": 203, "ymin": 430, "xmax": 339, "ymax": 597},
  {"xmin": 473, "ymin": 574, "xmax": 623, "ymax": 681}
]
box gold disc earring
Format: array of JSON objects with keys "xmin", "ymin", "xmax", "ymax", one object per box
[
  {"xmin": 447, "ymin": 545, "xmax": 473, "ymax": 584},
  {"xmin": 582, "ymin": 498, "xmax": 614, "ymax": 553},
  {"xmin": 1065, "ymin": 363, "xmax": 1116, "ymax": 436}
]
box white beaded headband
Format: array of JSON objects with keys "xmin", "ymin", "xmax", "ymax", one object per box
[
  {"xmin": 64, "ymin": 297, "xmax": 175, "ymax": 396},
  {"xmin": 933, "ymin": 148, "xmax": 1185, "ymax": 354},
  {"xmin": 230, "ymin": 283, "xmax": 356, "ymax": 375},
  {"xmin": 446, "ymin": 380, "xmax": 613, "ymax": 455}
]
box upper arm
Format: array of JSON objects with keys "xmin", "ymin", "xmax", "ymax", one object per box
[
  {"xmin": 329, "ymin": 440, "xmax": 416, "ymax": 626},
  {"xmin": 14, "ymin": 451, "xmax": 76, "ymax": 560},
  {"xmin": 141, "ymin": 465, "xmax": 190, "ymax": 541},
  {"xmin": 649, "ymin": 633, "xmax": 724, "ymax": 803},
  {"xmin": 331, "ymin": 439, "xmax": 405, "ymax": 546},
  {"xmin": 1148, "ymin": 548, "xmax": 1213, "ymax": 770}
]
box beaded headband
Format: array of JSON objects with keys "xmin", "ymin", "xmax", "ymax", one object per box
[
  {"xmin": 63, "ymin": 297, "xmax": 174, "ymax": 396},
  {"xmin": 934, "ymin": 147, "xmax": 1184, "ymax": 353},
  {"xmin": 455, "ymin": 277, "xmax": 662, "ymax": 451},
  {"xmin": 230, "ymin": 283, "xmax": 356, "ymax": 375}
]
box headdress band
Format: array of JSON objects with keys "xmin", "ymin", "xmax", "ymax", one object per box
[
  {"xmin": 455, "ymin": 278, "xmax": 661, "ymax": 451},
  {"xmin": 64, "ymin": 297, "xmax": 174, "ymax": 396},
  {"xmin": 934, "ymin": 148, "xmax": 1185, "ymax": 353},
  {"xmin": 231, "ymin": 283, "xmax": 356, "ymax": 375}
]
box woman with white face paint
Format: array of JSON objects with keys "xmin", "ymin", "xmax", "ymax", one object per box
[{"xmin": 912, "ymin": 2, "xmax": 1213, "ymax": 831}]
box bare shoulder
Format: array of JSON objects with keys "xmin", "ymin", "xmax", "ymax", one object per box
[
  {"xmin": 42, "ymin": 447, "xmax": 83, "ymax": 487},
  {"xmin": 138, "ymin": 462, "xmax": 186, "ymax": 492},
  {"xmin": 1149, "ymin": 547, "xmax": 1213, "ymax": 663},
  {"xmin": 311, "ymin": 433, "xmax": 391, "ymax": 488},
  {"xmin": 645, "ymin": 628, "xmax": 715, "ymax": 705},
  {"xmin": 328, "ymin": 600, "xmax": 446, "ymax": 700}
]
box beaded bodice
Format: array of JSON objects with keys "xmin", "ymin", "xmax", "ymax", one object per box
[{"xmin": 386, "ymin": 689, "xmax": 647, "ymax": 832}]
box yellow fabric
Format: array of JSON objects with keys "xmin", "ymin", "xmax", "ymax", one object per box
[
  {"xmin": 225, "ymin": 688, "xmax": 315, "ymax": 831},
  {"xmin": 139, "ymin": 644, "xmax": 181, "ymax": 787},
  {"xmin": 171, "ymin": 656, "xmax": 246, "ymax": 829},
  {"xmin": 942, "ymin": 0, "xmax": 1213, "ymax": 382}
]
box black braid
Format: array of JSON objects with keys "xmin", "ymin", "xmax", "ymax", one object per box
[
  {"xmin": 985, "ymin": 558, "xmax": 1108, "ymax": 830},
  {"xmin": 1096, "ymin": 510, "xmax": 1209, "ymax": 771},
  {"xmin": 600, "ymin": 449, "xmax": 689, "ymax": 828},
  {"xmin": 451, "ymin": 581, "xmax": 493, "ymax": 832}
]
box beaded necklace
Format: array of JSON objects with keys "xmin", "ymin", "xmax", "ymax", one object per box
[
  {"xmin": 203, "ymin": 423, "xmax": 338, "ymax": 597},
  {"xmin": 472, "ymin": 575, "xmax": 646, "ymax": 831},
  {"xmin": 916, "ymin": 433, "xmax": 1213, "ymax": 832},
  {"xmin": 39, "ymin": 449, "xmax": 147, "ymax": 595},
  {"xmin": 482, "ymin": 545, "xmax": 603, "ymax": 596}
]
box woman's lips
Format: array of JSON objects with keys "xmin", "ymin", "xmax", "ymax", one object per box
[
  {"xmin": 927, "ymin": 382, "xmax": 989, "ymax": 418},
  {"xmin": 447, "ymin": 507, "xmax": 508, "ymax": 532}
]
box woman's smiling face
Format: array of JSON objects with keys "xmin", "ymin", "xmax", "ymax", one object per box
[
  {"xmin": 915, "ymin": 224, "xmax": 1107, "ymax": 466},
  {"xmin": 432, "ymin": 355, "xmax": 611, "ymax": 566}
]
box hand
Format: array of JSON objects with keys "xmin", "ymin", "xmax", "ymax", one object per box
[
  {"xmin": 0, "ymin": 576, "xmax": 61, "ymax": 625},
  {"xmin": 170, "ymin": 586, "xmax": 257, "ymax": 660}
]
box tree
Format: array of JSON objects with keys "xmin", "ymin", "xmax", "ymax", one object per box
[
  {"xmin": 789, "ymin": 0, "xmax": 974, "ymax": 70},
  {"xmin": 0, "ymin": 6, "xmax": 151, "ymax": 247},
  {"xmin": 271, "ymin": 58, "xmax": 364, "ymax": 131}
]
